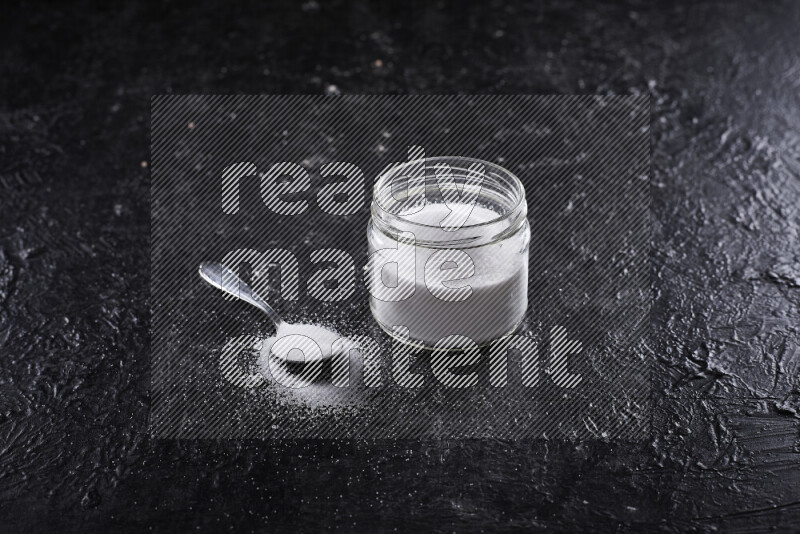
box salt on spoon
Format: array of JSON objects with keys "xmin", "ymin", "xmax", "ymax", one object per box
[{"xmin": 198, "ymin": 262, "xmax": 350, "ymax": 363}]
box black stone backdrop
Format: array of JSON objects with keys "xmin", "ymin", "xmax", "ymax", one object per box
[{"xmin": 0, "ymin": 0, "xmax": 798, "ymax": 531}]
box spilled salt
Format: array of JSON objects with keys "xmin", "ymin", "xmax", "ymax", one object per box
[{"xmin": 254, "ymin": 331, "xmax": 366, "ymax": 411}]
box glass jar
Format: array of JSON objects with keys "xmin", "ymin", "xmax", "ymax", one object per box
[{"xmin": 366, "ymin": 156, "xmax": 530, "ymax": 349}]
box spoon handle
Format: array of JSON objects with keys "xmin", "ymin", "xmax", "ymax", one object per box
[{"xmin": 198, "ymin": 262, "xmax": 284, "ymax": 329}]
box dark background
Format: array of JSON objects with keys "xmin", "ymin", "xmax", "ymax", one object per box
[{"xmin": 1, "ymin": 0, "xmax": 798, "ymax": 531}]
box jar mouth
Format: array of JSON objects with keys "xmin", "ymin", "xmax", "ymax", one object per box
[
  {"xmin": 372, "ymin": 156, "xmax": 526, "ymax": 229},
  {"xmin": 371, "ymin": 156, "xmax": 528, "ymax": 248}
]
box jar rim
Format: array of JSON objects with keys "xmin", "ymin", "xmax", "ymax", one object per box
[{"xmin": 372, "ymin": 156, "xmax": 526, "ymax": 229}]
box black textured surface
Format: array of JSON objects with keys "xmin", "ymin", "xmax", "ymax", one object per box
[{"xmin": 1, "ymin": 0, "xmax": 799, "ymax": 532}]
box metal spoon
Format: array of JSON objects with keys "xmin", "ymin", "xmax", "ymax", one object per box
[
  {"xmin": 198, "ymin": 262, "xmax": 349, "ymax": 362},
  {"xmin": 198, "ymin": 261, "xmax": 285, "ymax": 329}
]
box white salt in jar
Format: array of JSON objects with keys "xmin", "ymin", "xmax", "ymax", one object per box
[{"xmin": 367, "ymin": 156, "xmax": 530, "ymax": 349}]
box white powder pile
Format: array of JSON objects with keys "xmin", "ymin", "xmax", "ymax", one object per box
[
  {"xmin": 253, "ymin": 329, "xmax": 365, "ymax": 412},
  {"xmin": 369, "ymin": 203, "xmax": 528, "ymax": 347},
  {"xmin": 271, "ymin": 322, "xmax": 348, "ymax": 363}
]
